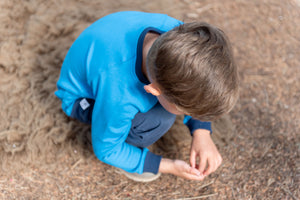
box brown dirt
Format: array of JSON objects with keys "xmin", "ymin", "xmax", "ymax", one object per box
[{"xmin": 0, "ymin": 0, "xmax": 299, "ymax": 199}]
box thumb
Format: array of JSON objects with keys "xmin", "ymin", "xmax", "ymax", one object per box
[{"xmin": 188, "ymin": 166, "xmax": 201, "ymax": 176}]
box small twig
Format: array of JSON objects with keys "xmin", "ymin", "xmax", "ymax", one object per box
[
  {"xmin": 196, "ymin": 4, "xmax": 215, "ymax": 14},
  {"xmin": 55, "ymin": 182, "xmax": 64, "ymax": 193},
  {"xmin": 278, "ymin": 183, "xmax": 299, "ymax": 200},
  {"xmin": 231, "ymin": 186, "xmax": 237, "ymax": 200},
  {"xmin": 172, "ymin": 193, "xmax": 218, "ymax": 200},
  {"xmin": 263, "ymin": 86, "xmax": 269, "ymax": 107},
  {"xmin": 71, "ymin": 159, "xmax": 83, "ymax": 170},
  {"xmin": 198, "ymin": 180, "xmax": 214, "ymax": 190}
]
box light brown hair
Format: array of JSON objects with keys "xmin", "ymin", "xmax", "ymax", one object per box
[{"xmin": 147, "ymin": 22, "xmax": 239, "ymax": 121}]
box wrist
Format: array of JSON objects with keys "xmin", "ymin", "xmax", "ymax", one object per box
[
  {"xmin": 158, "ymin": 158, "xmax": 174, "ymax": 174},
  {"xmin": 193, "ymin": 129, "xmax": 211, "ymax": 137}
]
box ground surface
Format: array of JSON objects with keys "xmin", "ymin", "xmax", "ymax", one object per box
[{"xmin": 0, "ymin": 0, "xmax": 299, "ymax": 199}]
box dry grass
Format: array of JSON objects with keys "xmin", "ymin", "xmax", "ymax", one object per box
[{"xmin": 0, "ymin": 0, "xmax": 299, "ymax": 199}]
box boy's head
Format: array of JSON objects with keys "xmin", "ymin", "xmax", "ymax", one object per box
[{"xmin": 146, "ymin": 22, "xmax": 239, "ymax": 121}]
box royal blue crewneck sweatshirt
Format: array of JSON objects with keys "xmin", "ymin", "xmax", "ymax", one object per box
[{"xmin": 55, "ymin": 11, "xmax": 211, "ymax": 174}]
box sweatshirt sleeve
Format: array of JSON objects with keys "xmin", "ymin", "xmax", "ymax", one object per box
[
  {"xmin": 91, "ymin": 98, "xmax": 151, "ymax": 174},
  {"xmin": 91, "ymin": 99, "xmax": 162, "ymax": 174},
  {"xmin": 183, "ymin": 115, "xmax": 212, "ymax": 136}
]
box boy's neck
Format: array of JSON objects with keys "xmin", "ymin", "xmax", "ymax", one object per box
[{"xmin": 142, "ymin": 32, "xmax": 160, "ymax": 81}]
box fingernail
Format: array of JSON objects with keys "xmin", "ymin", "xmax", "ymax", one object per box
[{"xmin": 194, "ymin": 170, "xmax": 200, "ymax": 176}]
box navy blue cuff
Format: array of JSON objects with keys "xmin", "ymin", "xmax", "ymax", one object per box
[
  {"xmin": 186, "ymin": 118, "xmax": 212, "ymax": 136},
  {"xmin": 143, "ymin": 151, "xmax": 162, "ymax": 174}
]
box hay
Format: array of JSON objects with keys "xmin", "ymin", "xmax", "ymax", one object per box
[{"xmin": 0, "ymin": 0, "xmax": 299, "ymax": 199}]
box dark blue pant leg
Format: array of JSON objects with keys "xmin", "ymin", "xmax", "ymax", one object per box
[
  {"xmin": 70, "ymin": 98, "xmax": 95, "ymax": 124},
  {"xmin": 125, "ymin": 102, "xmax": 176, "ymax": 148},
  {"xmin": 71, "ymin": 99, "xmax": 176, "ymax": 148}
]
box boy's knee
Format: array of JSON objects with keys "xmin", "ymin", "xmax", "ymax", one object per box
[{"xmin": 126, "ymin": 106, "xmax": 176, "ymax": 148}]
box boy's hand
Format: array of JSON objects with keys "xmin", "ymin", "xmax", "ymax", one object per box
[
  {"xmin": 159, "ymin": 158, "xmax": 205, "ymax": 181},
  {"xmin": 190, "ymin": 129, "xmax": 222, "ymax": 177}
]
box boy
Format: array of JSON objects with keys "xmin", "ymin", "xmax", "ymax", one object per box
[{"xmin": 55, "ymin": 11, "xmax": 238, "ymax": 182}]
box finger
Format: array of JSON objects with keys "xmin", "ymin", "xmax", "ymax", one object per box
[
  {"xmin": 203, "ymin": 158, "xmax": 216, "ymax": 176},
  {"xmin": 189, "ymin": 166, "xmax": 201, "ymax": 176},
  {"xmin": 217, "ymin": 155, "xmax": 223, "ymax": 167},
  {"xmin": 184, "ymin": 173, "xmax": 205, "ymax": 181},
  {"xmin": 198, "ymin": 155, "xmax": 207, "ymax": 174},
  {"xmin": 181, "ymin": 161, "xmax": 200, "ymax": 176},
  {"xmin": 177, "ymin": 163, "xmax": 204, "ymax": 180},
  {"xmin": 181, "ymin": 169, "xmax": 205, "ymax": 181},
  {"xmin": 216, "ymin": 157, "xmax": 222, "ymax": 168},
  {"xmin": 190, "ymin": 151, "xmax": 197, "ymax": 168},
  {"xmin": 204, "ymin": 155, "xmax": 223, "ymax": 176},
  {"xmin": 174, "ymin": 160, "xmax": 204, "ymax": 181}
]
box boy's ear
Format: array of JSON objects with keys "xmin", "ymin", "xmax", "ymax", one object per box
[{"xmin": 144, "ymin": 83, "xmax": 161, "ymax": 96}]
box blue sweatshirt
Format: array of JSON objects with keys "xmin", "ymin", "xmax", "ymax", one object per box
[{"xmin": 55, "ymin": 11, "xmax": 211, "ymax": 174}]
